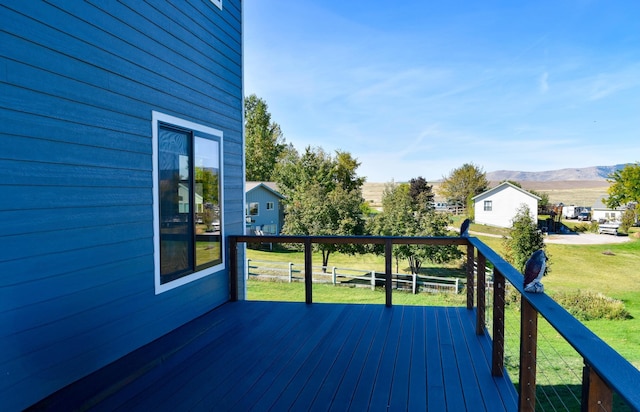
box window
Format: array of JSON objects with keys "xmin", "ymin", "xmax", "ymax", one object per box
[
  {"xmin": 152, "ymin": 111, "xmax": 224, "ymax": 294},
  {"xmin": 266, "ymin": 202, "xmax": 274, "ymax": 210},
  {"xmin": 248, "ymin": 202, "xmax": 259, "ymax": 216},
  {"xmin": 484, "ymin": 200, "xmax": 493, "ymax": 211}
]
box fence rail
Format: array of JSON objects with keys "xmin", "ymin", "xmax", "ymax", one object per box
[
  {"xmin": 246, "ymin": 259, "xmax": 461, "ymax": 293},
  {"xmin": 229, "ymin": 234, "xmax": 640, "ymax": 411}
]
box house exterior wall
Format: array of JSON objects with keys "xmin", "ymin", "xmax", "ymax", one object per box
[
  {"xmin": 0, "ymin": 1, "xmax": 243, "ymax": 409},
  {"xmin": 246, "ymin": 186, "xmax": 284, "ymax": 234},
  {"xmin": 474, "ymin": 185, "xmax": 539, "ymax": 228},
  {"xmin": 592, "ymin": 209, "xmax": 623, "ymax": 222}
]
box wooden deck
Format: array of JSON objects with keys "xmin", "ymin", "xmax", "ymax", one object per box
[{"xmin": 31, "ymin": 301, "xmax": 518, "ymax": 411}]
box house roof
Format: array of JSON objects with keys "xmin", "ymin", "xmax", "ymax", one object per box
[
  {"xmin": 245, "ymin": 181, "xmax": 285, "ymax": 199},
  {"xmin": 592, "ymin": 196, "xmax": 626, "ymax": 211},
  {"xmin": 472, "ymin": 181, "xmax": 541, "ymax": 201}
]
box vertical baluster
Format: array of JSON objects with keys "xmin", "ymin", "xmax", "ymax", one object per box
[
  {"xmin": 304, "ymin": 238, "xmax": 312, "ymax": 304},
  {"xmin": 492, "ymin": 269, "xmax": 505, "ymax": 376},
  {"xmin": 519, "ymin": 298, "xmax": 538, "ymax": 411},
  {"xmin": 230, "ymin": 236, "xmax": 238, "ymax": 301},
  {"xmin": 582, "ymin": 363, "xmax": 613, "ymax": 412},
  {"xmin": 467, "ymin": 243, "xmax": 475, "ymax": 309},
  {"xmin": 476, "ymin": 252, "xmax": 486, "ymax": 335},
  {"xmin": 385, "ymin": 238, "xmax": 393, "ymax": 307}
]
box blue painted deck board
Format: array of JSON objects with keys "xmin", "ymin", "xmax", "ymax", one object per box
[
  {"xmin": 27, "ymin": 302, "xmax": 518, "ymax": 411},
  {"xmin": 407, "ymin": 305, "xmax": 428, "ymax": 410}
]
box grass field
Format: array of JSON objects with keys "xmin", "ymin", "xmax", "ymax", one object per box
[{"xmin": 362, "ymin": 180, "xmax": 611, "ymax": 209}]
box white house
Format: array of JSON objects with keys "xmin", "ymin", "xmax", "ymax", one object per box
[
  {"xmin": 473, "ymin": 182, "xmax": 540, "ymax": 228},
  {"xmin": 591, "ymin": 196, "xmax": 624, "ymax": 223}
]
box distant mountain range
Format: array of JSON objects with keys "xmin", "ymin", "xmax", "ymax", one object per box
[{"xmin": 486, "ymin": 164, "xmax": 629, "ymax": 182}]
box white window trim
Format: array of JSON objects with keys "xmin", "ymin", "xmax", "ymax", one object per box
[
  {"xmin": 152, "ymin": 111, "xmax": 225, "ymax": 294},
  {"xmin": 266, "ymin": 202, "xmax": 274, "ymax": 210},
  {"xmin": 210, "ymin": 0, "xmax": 222, "ymax": 10},
  {"xmin": 249, "ymin": 201, "xmax": 259, "ymax": 216}
]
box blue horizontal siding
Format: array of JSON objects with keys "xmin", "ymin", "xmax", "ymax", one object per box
[
  {"xmin": 1, "ymin": 273, "xmax": 228, "ymax": 409},
  {"xmin": 0, "ymin": 239, "xmax": 151, "ymax": 294},
  {"xmin": 0, "ymin": 186, "xmax": 150, "ymax": 211},
  {"xmin": 0, "ymin": 109, "xmax": 151, "ymax": 153},
  {"xmin": 0, "ymin": 220, "xmax": 151, "ymax": 263},
  {"xmin": 0, "ymin": 0, "xmax": 243, "ymax": 409},
  {"xmin": 1, "ymin": 9, "xmax": 242, "ymax": 132},
  {"xmin": 0, "ymin": 205, "xmax": 149, "ymax": 237},
  {"xmin": 0, "ymin": 158, "xmax": 150, "ymax": 188},
  {"xmin": 93, "ymin": 1, "xmax": 241, "ymax": 76},
  {"xmin": 0, "ymin": 135, "xmax": 151, "ymax": 172}
]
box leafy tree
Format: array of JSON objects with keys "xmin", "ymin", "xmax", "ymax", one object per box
[
  {"xmin": 367, "ymin": 179, "xmax": 461, "ymax": 274},
  {"xmin": 274, "ymin": 147, "xmax": 366, "ymax": 269},
  {"xmin": 503, "ymin": 205, "xmax": 547, "ymax": 273},
  {"xmin": 244, "ymin": 94, "xmax": 286, "ymax": 181},
  {"xmin": 440, "ymin": 163, "xmax": 488, "ymax": 217},
  {"xmin": 366, "ymin": 183, "xmax": 415, "ymax": 272},
  {"xmin": 606, "ymin": 163, "xmax": 640, "ymax": 223}
]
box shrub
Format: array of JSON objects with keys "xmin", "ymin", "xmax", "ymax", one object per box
[
  {"xmin": 620, "ymin": 207, "xmax": 636, "ymax": 234},
  {"xmin": 503, "ymin": 205, "xmax": 547, "ymax": 272},
  {"xmin": 553, "ymin": 290, "xmax": 631, "ymax": 321},
  {"xmin": 572, "ymin": 223, "xmax": 589, "ymax": 233}
]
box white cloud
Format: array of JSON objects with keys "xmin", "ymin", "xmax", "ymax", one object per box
[{"xmin": 539, "ymin": 72, "xmax": 549, "ymax": 94}]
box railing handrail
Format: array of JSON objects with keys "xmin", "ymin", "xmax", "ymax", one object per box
[
  {"xmin": 230, "ymin": 233, "xmax": 640, "ymax": 410},
  {"xmin": 469, "ymin": 237, "xmax": 640, "ymax": 410}
]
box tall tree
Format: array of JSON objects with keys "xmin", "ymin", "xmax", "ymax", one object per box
[
  {"xmin": 244, "ymin": 94, "xmax": 286, "ymax": 181},
  {"xmin": 440, "ymin": 163, "xmax": 488, "ymax": 215},
  {"xmin": 606, "ymin": 163, "xmax": 640, "ymax": 208},
  {"xmin": 274, "ymin": 147, "xmax": 366, "ymax": 269}
]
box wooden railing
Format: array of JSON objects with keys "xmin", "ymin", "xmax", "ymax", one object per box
[{"xmin": 228, "ymin": 234, "xmax": 640, "ymax": 411}]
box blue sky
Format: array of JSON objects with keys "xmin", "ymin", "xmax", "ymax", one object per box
[{"xmin": 244, "ymin": 1, "xmax": 640, "ymax": 182}]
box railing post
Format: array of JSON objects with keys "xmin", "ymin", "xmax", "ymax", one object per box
[
  {"xmin": 370, "ymin": 270, "xmax": 375, "ymax": 290},
  {"xmin": 332, "ymin": 267, "xmax": 337, "ymax": 285},
  {"xmin": 582, "ymin": 364, "xmax": 613, "ymax": 412},
  {"xmin": 476, "ymin": 252, "xmax": 486, "ymax": 335},
  {"xmin": 492, "ymin": 269, "xmax": 505, "ymax": 377},
  {"xmin": 304, "ymin": 238, "xmax": 312, "ymax": 304},
  {"xmin": 288, "ymin": 262, "xmax": 293, "ymax": 283},
  {"xmin": 412, "ymin": 273, "xmax": 417, "ymax": 294},
  {"xmin": 466, "ymin": 243, "xmax": 475, "ymax": 309},
  {"xmin": 245, "ymin": 258, "xmax": 250, "ymax": 281},
  {"xmin": 385, "ymin": 238, "xmax": 392, "ymax": 307},
  {"xmin": 519, "ymin": 298, "xmax": 539, "ymax": 412},
  {"xmin": 229, "ymin": 236, "xmax": 238, "ymax": 301}
]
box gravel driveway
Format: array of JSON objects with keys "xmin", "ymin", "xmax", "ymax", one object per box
[{"xmin": 544, "ymin": 233, "xmax": 631, "ymax": 245}]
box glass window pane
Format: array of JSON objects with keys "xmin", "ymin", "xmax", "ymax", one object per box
[
  {"xmin": 159, "ymin": 126, "xmax": 193, "ymax": 283},
  {"xmin": 194, "ymin": 136, "xmax": 222, "ymax": 269}
]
